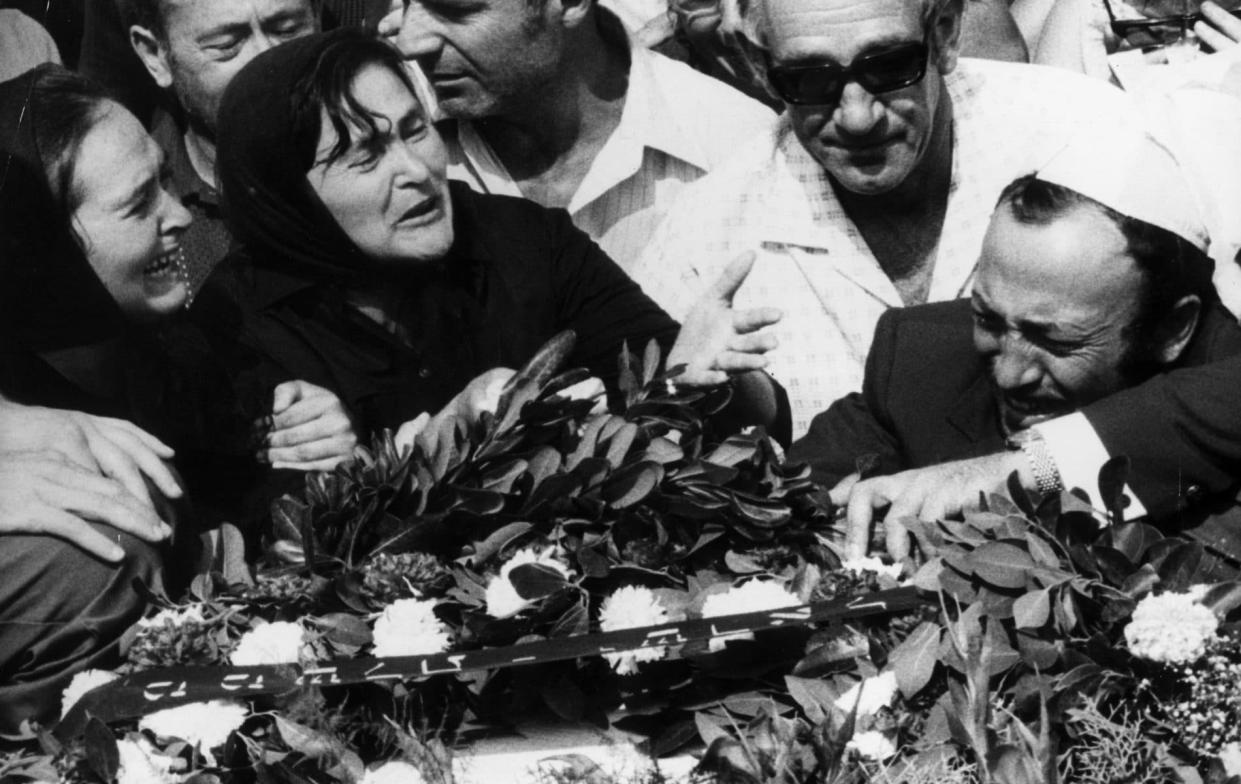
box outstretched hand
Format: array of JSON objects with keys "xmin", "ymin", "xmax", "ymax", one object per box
[
  {"xmin": 668, "ymin": 251, "xmax": 782, "ymax": 387},
  {"xmin": 836, "ymin": 452, "xmax": 1030, "ymax": 560}
]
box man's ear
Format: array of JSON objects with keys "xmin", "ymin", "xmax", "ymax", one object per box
[
  {"xmin": 556, "ymin": 0, "xmax": 594, "ymax": 30},
  {"xmin": 130, "ymin": 25, "xmax": 174, "ymax": 89},
  {"xmin": 931, "ymin": 0, "xmax": 966, "ymax": 75},
  {"xmin": 1154, "ymin": 294, "xmax": 1202, "ymax": 365}
]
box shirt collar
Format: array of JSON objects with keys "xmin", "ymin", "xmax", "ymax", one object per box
[
  {"xmin": 619, "ymin": 41, "xmax": 713, "ymax": 172},
  {"xmin": 449, "ymin": 10, "xmax": 713, "ymax": 213}
]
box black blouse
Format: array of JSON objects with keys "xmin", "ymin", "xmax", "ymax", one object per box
[{"xmin": 204, "ymin": 183, "xmax": 682, "ymax": 438}]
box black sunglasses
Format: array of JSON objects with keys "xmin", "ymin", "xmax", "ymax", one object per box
[
  {"xmin": 766, "ymin": 39, "xmax": 929, "ymax": 106},
  {"xmin": 1102, "ymin": 0, "xmax": 1241, "ymax": 48}
]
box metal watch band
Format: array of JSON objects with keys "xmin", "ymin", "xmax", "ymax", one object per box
[{"xmin": 1008, "ymin": 429, "xmax": 1064, "ymax": 496}]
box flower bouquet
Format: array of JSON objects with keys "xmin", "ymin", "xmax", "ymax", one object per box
[{"xmin": 14, "ymin": 333, "xmax": 1241, "ymax": 784}]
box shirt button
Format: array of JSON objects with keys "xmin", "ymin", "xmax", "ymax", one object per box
[
  {"xmin": 1186, "ymin": 484, "xmax": 1204, "ymax": 504},
  {"xmin": 418, "ymin": 367, "xmax": 432, "ymax": 379}
]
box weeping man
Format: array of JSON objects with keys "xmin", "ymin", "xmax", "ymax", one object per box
[{"xmin": 786, "ymin": 125, "xmax": 1241, "ymax": 571}]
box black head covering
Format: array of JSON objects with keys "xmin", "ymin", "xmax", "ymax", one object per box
[
  {"xmin": 0, "ymin": 65, "xmax": 127, "ymax": 351},
  {"xmin": 216, "ymin": 28, "xmax": 385, "ymax": 285}
]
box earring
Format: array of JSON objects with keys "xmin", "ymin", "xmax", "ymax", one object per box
[{"xmin": 172, "ymin": 247, "xmax": 196, "ymax": 309}]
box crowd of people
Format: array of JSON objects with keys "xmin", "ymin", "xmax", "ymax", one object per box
[{"xmin": 0, "ymin": 0, "xmax": 1239, "ymax": 733}]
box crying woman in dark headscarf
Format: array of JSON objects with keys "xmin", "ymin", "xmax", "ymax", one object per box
[
  {"xmin": 0, "ymin": 65, "xmax": 360, "ymax": 545},
  {"xmin": 209, "ymin": 27, "xmax": 789, "ymax": 447}
]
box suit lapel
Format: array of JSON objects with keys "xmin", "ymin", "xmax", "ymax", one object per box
[{"xmin": 946, "ymin": 371, "xmax": 1003, "ymax": 448}]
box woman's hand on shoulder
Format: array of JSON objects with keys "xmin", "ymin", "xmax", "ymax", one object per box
[
  {"xmin": 261, "ymin": 380, "xmax": 359, "ymax": 472},
  {"xmin": 0, "ymin": 401, "xmax": 183, "ymax": 511},
  {"xmin": 667, "ymin": 251, "xmax": 783, "ymax": 387},
  {"xmin": 0, "ymin": 449, "xmax": 171, "ymax": 562}
]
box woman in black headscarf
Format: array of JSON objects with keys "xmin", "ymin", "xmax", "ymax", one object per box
[
  {"xmin": 211, "ymin": 28, "xmax": 787, "ymax": 444},
  {"xmin": 0, "ymin": 65, "xmax": 358, "ymax": 730},
  {"xmin": 0, "ymin": 64, "xmax": 183, "ymax": 733}
]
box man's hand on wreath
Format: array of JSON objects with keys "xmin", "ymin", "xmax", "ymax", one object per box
[{"xmin": 840, "ymin": 452, "xmax": 1031, "ymax": 560}]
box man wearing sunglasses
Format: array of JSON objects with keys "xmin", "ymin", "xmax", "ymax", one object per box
[{"xmin": 629, "ymin": 0, "xmax": 1136, "ymax": 437}]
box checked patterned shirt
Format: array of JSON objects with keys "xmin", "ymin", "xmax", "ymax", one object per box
[{"xmin": 630, "ymin": 59, "xmax": 1137, "ymax": 437}]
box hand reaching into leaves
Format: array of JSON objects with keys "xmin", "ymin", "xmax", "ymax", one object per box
[
  {"xmin": 394, "ymin": 369, "xmax": 608, "ymax": 457},
  {"xmin": 837, "ymin": 452, "xmax": 1032, "ymax": 561},
  {"xmin": 667, "ymin": 251, "xmax": 783, "ymax": 387},
  {"xmin": 261, "ymin": 381, "xmax": 358, "ymax": 472},
  {"xmin": 394, "ymin": 368, "xmax": 517, "ymax": 457}
]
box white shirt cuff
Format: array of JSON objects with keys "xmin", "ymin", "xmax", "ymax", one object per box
[{"xmin": 1033, "ymin": 413, "xmax": 1148, "ymax": 521}]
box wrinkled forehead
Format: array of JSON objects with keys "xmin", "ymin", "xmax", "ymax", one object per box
[
  {"xmin": 763, "ymin": 0, "xmax": 924, "ymax": 62},
  {"xmin": 160, "ymin": 0, "xmax": 315, "ymax": 36}
]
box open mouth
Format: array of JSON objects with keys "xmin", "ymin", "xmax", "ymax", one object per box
[
  {"xmin": 398, "ymin": 197, "xmax": 440, "ymax": 225},
  {"xmin": 144, "ymin": 248, "xmax": 183, "ymax": 279}
]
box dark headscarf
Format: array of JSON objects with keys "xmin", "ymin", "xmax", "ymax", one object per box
[
  {"xmin": 216, "ymin": 29, "xmax": 387, "ymax": 285},
  {"xmin": 0, "ymin": 65, "xmax": 127, "ymax": 352}
]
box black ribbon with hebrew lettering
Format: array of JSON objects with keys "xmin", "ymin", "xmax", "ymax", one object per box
[{"xmin": 57, "ymin": 586, "xmax": 924, "ymax": 740}]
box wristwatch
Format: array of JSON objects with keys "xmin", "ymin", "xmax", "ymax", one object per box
[{"xmin": 1006, "ymin": 428, "xmax": 1064, "ymax": 496}]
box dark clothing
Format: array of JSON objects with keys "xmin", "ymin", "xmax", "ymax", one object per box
[
  {"xmin": 788, "ymin": 298, "xmax": 1241, "ymax": 488},
  {"xmin": 209, "ymin": 183, "xmax": 682, "ymax": 436},
  {"xmin": 1085, "ymin": 350, "xmax": 1241, "ymax": 518},
  {"xmin": 0, "ymin": 66, "xmax": 148, "ymax": 733},
  {"xmin": 0, "ymin": 526, "xmax": 159, "ymax": 734},
  {"xmin": 211, "ymin": 31, "xmax": 684, "ymax": 437},
  {"xmin": 787, "ymin": 297, "xmax": 1241, "ymax": 569},
  {"xmin": 150, "ymin": 112, "xmax": 232, "ymax": 294}
]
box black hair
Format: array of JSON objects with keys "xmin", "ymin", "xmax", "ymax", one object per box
[
  {"xmin": 27, "ymin": 65, "xmax": 115, "ymax": 220},
  {"xmin": 288, "ymin": 28, "xmax": 425, "ymax": 172},
  {"xmin": 996, "ymin": 175, "xmax": 1215, "ymax": 377},
  {"xmin": 117, "ymin": 0, "xmax": 165, "ymax": 39}
]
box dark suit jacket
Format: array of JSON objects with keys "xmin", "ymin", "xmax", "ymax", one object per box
[
  {"xmin": 787, "ymin": 298, "xmax": 1241, "ymax": 499},
  {"xmin": 1084, "ymin": 350, "xmax": 1241, "ymax": 518}
]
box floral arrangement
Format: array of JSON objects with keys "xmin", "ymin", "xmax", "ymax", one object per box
[{"xmin": 8, "ymin": 334, "xmax": 1241, "ymax": 784}]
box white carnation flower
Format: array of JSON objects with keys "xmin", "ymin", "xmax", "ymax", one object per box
[
  {"xmin": 841, "ymin": 556, "xmax": 903, "ymax": 581},
  {"xmin": 139, "ymin": 700, "xmax": 247, "ymax": 751},
  {"xmin": 700, "ymin": 580, "xmax": 799, "ymax": 651},
  {"xmin": 484, "ymin": 547, "xmax": 571, "ymax": 619},
  {"xmin": 61, "ymin": 669, "xmax": 120, "ymax": 718},
  {"xmin": 1220, "ymin": 742, "xmax": 1241, "ymax": 778},
  {"xmin": 116, "ymin": 737, "xmax": 179, "ymax": 784},
  {"xmin": 847, "ymin": 730, "xmax": 897, "ymax": 761},
  {"xmin": 834, "ymin": 670, "xmax": 898, "ymax": 717},
  {"xmin": 138, "ymin": 604, "xmax": 205, "ymax": 629},
  {"xmin": 361, "ymin": 760, "xmax": 424, "ymax": 784},
  {"xmin": 372, "ymin": 598, "xmax": 452, "ymax": 657},
  {"xmin": 599, "ymin": 586, "xmax": 669, "ymax": 674},
  {"xmin": 1124, "ymin": 590, "xmax": 1219, "ymax": 663},
  {"xmin": 231, "ymin": 621, "xmax": 305, "ymax": 666}
]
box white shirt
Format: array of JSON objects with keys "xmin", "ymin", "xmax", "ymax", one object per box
[
  {"xmin": 630, "ymin": 59, "xmax": 1136, "ymax": 437},
  {"xmin": 443, "ymin": 42, "xmax": 775, "ymax": 272}
]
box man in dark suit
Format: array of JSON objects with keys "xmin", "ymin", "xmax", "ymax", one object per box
[{"xmin": 788, "ymin": 162, "xmax": 1241, "ymax": 562}]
